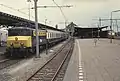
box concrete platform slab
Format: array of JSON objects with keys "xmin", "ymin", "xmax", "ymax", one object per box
[
  {"xmin": 63, "ymin": 40, "xmax": 84, "ymax": 81},
  {"xmin": 63, "ymin": 38, "xmax": 120, "ymax": 81}
]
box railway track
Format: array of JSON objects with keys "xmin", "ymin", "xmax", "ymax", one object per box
[
  {"xmin": 0, "ymin": 55, "xmax": 34, "ymax": 70},
  {"xmin": 0, "ymin": 59, "xmax": 10, "ymax": 63},
  {"xmin": 54, "ymin": 43, "xmax": 74, "ymax": 81},
  {"xmin": 0, "ymin": 39, "xmax": 69, "ymax": 71},
  {"xmin": 27, "ymin": 39, "xmax": 74, "ymax": 81},
  {"xmin": 0, "ymin": 58, "xmax": 22, "ymax": 70}
]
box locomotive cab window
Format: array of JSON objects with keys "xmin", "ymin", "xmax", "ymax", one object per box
[{"xmin": 8, "ymin": 28, "xmax": 32, "ymax": 36}]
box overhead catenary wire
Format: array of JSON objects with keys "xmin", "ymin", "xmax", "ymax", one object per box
[
  {"xmin": 52, "ymin": 0, "xmax": 70, "ymax": 31},
  {"xmin": 52, "ymin": 0, "xmax": 67, "ymax": 21},
  {"xmin": 31, "ymin": 5, "xmax": 72, "ymax": 9},
  {"xmin": 30, "ymin": 2, "xmax": 72, "ymax": 28},
  {"xmin": 0, "ymin": 4, "xmax": 34, "ymax": 19}
]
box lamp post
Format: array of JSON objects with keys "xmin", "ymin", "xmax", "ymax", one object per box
[
  {"xmin": 33, "ymin": 0, "xmax": 39, "ymax": 58},
  {"xmin": 110, "ymin": 10, "xmax": 120, "ymax": 43},
  {"xmin": 45, "ymin": 19, "xmax": 48, "ymax": 55},
  {"xmin": 98, "ymin": 18, "xmax": 101, "ymax": 40},
  {"xmin": 110, "ymin": 11, "xmax": 113, "ymax": 43},
  {"xmin": 27, "ymin": 0, "xmax": 31, "ymax": 20},
  {"xmin": 116, "ymin": 20, "xmax": 119, "ymax": 36}
]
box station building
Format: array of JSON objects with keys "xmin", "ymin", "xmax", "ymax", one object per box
[{"xmin": 66, "ymin": 22, "xmax": 109, "ymax": 38}]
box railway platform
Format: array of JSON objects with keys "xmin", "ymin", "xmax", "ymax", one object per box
[{"xmin": 63, "ymin": 38, "xmax": 120, "ymax": 81}]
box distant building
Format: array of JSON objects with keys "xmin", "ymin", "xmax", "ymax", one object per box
[
  {"xmin": 66, "ymin": 22, "xmax": 77, "ymax": 36},
  {"xmin": 66, "ymin": 22, "xmax": 108, "ymax": 38}
]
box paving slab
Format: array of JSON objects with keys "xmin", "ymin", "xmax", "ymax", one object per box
[
  {"xmin": 63, "ymin": 38, "xmax": 120, "ymax": 81},
  {"xmin": 80, "ymin": 38, "xmax": 120, "ymax": 81},
  {"xmin": 63, "ymin": 41, "xmax": 79, "ymax": 81}
]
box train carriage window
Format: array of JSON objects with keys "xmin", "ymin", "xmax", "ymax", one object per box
[
  {"xmin": 47, "ymin": 33, "xmax": 49, "ymax": 38},
  {"xmin": 55, "ymin": 33, "xmax": 56, "ymax": 38},
  {"xmin": 58, "ymin": 34, "xmax": 60, "ymax": 37},
  {"xmin": 50, "ymin": 33, "xmax": 52, "ymax": 38},
  {"xmin": 51, "ymin": 33, "xmax": 53, "ymax": 38},
  {"xmin": 56, "ymin": 33, "xmax": 57, "ymax": 37},
  {"xmin": 48, "ymin": 33, "xmax": 49, "ymax": 38},
  {"xmin": 54, "ymin": 33, "xmax": 55, "ymax": 38},
  {"xmin": 52, "ymin": 33, "xmax": 54, "ymax": 38},
  {"xmin": 53, "ymin": 33, "xmax": 55, "ymax": 38},
  {"xmin": 49, "ymin": 33, "xmax": 50, "ymax": 38},
  {"xmin": 57, "ymin": 33, "xmax": 59, "ymax": 37},
  {"xmin": 50, "ymin": 33, "xmax": 51, "ymax": 38},
  {"xmin": 53, "ymin": 33, "xmax": 54, "ymax": 38}
]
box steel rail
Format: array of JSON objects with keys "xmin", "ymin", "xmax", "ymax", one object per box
[
  {"xmin": 27, "ymin": 39, "xmax": 71, "ymax": 81},
  {"xmin": 0, "ymin": 59, "xmax": 10, "ymax": 63},
  {"xmin": 50, "ymin": 43, "xmax": 72, "ymax": 81},
  {"xmin": 0, "ymin": 58, "xmax": 24, "ymax": 70}
]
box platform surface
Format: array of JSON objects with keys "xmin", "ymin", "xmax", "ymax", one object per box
[{"xmin": 63, "ymin": 39, "xmax": 120, "ymax": 81}]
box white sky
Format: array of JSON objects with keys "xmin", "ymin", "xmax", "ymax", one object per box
[{"xmin": 0, "ymin": 0, "xmax": 120, "ymax": 30}]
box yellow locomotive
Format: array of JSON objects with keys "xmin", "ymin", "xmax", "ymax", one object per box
[{"xmin": 6, "ymin": 27, "xmax": 46, "ymax": 57}]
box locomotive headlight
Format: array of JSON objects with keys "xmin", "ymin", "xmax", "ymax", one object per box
[
  {"xmin": 10, "ymin": 43, "xmax": 13, "ymax": 46},
  {"xmin": 20, "ymin": 43, "xmax": 24, "ymax": 46}
]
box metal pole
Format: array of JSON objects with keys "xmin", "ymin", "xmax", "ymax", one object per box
[
  {"xmin": 34, "ymin": 0, "xmax": 39, "ymax": 58},
  {"xmin": 64, "ymin": 21, "xmax": 67, "ymax": 36},
  {"xmin": 29, "ymin": 2, "xmax": 30, "ymax": 20},
  {"xmin": 92, "ymin": 28, "xmax": 93, "ymax": 38},
  {"xmin": 45, "ymin": 19, "xmax": 48, "ymax": 55},
  {"xmin": 27, "ymin": 0, "xmax": 31, "ymax": 20},
  {"xmin": 110, "ymin": 12, "xmax": 113, "ymax": 43},
  {"xmin": 98, "ymin": 18, "xmax": 101, "ymax": 40},
  {"xmin": 116, "ymin": 20, "xmax": 119, "ymax": 36},
  {"xmin": 65, "ymin": 21, "xmax": 68, "ymax": 37},
  {"xmin": 72, "ymin": 23, "xmax": 74, "ymax": 37}
]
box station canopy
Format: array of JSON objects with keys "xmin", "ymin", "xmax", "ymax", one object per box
[
  {"xmin": 67, "ymin": 22, "xmax": 108, "ymax": 33},
  {"xmin": 66, "ymin": 22, "xmax": 108, "ymax": 37},
  {"xmin": 74, "ymin": 26, "xmax": 108, "ymax": 38},
  {"xmin": 0, "ymin": 11, "xmax": 64, "ymax": 32},
  {"xmin": 75, "ymin": 26, "xmax": 108, "ymax": 33}
]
